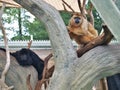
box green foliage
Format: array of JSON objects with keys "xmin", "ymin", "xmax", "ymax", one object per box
[
  {"xmin": 3, "ymin": 8, "xmax": 32, "ymax": 40},
  {"xmin": 60, "ymin": 11, "xmax": 71, "ymax": 25},
  {"xmin": 3, "ymin": 5, "xmax": 103, "ymax": 40},
  {"xmin": 92, "ymin": 9, "xmax": 103, "ymax": 34},
  {"xmin": 11, "ymin": 35, "xmax": 30, "ymax": 40},
  {"xmin": 86, "ymin": 1, "xmax": 103, "ymax": 34},
  {"xmin": 23, "ymin": 18, "xmax": 49, "ymax": 40},
  {"xmin": 3, "ymin": 8, "xmax": 19, "ymax": 24},
  {"xmin": 12, "ymin": 11, "xmax": 72, "ymax": 40}
]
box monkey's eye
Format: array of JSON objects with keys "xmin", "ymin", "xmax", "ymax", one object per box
[{"xmin": 74, "ymin": 17, "xmax": 80, "ymax": 20}]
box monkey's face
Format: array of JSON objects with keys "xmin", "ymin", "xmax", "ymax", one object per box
[{"xmin": 69, "ymin": 13, "xmax": 83, "ymax": 27}]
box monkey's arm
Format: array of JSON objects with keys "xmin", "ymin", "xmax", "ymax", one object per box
[
  {"xmin": 88, "ymin": 23, "xmax": 98, "ymax": 37},
  {"xmin": 67, "ymin": 26, "xmax": 74, "ymax": 39}
]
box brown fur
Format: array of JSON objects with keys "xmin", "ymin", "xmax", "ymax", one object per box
[{"xmin": 67, "ymin": 13, "xmax": 98, "ymax": 45}]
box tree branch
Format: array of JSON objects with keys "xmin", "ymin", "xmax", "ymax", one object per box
[
  {"xmin": 77, "ymin": 0, "xmax": 86, "ymax": 18},
  {"xmin": 26, "ymin": 74, "xmax": 32, "ymax": 90},
  {"xmin": 0, "ymin": 3, "xmax": 14, "ymax": 90},
  {"xmin": 77, "ymin": 0, "xmax": 82, "ymax": 13},
  {"xmin": 87, "ymin": 2, "xmax": 94, "ymax": 25},
  {"xmin": 34, "ymin": 53, "xmax": 53, "ymax": 90},
  {"xmin": 72, "ymin": 44, "xmax": 120, "ymax": 90},
  {"xmin": 27, "ymin": 40, "xmax": 32, "ymax": 49},
  {"xmin": 0, "ymin": 3, "xmax": 9, "ymax": 82},
  {"xmin": 91, "ymin": 0, "xmax": 120, "ymax": 42},
  {"xmin": 77, "ymin": 25, "xmax": 113, "ymax": 57},
  {"xmin": 62, "ymin": 0, "xmax": 75, "ymax": 13},
  {"xmin": 62, "ymin": 3, "xmax": 67, "ymax": 11}
]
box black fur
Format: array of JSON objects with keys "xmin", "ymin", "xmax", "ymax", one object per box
[
  {"xmin": 107, "ymin": 73, "xmax": 120, "ymax": 90},
  {"xmin": 0, "ymin": 48, "xmax": 44, "ymax": 80}
]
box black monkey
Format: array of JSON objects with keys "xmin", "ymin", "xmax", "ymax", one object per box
[
  {"xmin": 107, "ymin": 73, "xmax": 120, "ymax": 90},
  {"xmin": 0, "ymin": 48, "xmax": 44, "ymax": 80}
]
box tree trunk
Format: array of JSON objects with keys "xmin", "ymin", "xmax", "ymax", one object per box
[
  {"xmin": 0, "ymin": 50, "xmax": 38, "ymax": 90},
  {"xmin": 12, "ymin": 0, "xmax": 120, "ymax": 90},
  {"xmin": 18, "ymin": 8, "xmax": 22, "ymax": 40}
]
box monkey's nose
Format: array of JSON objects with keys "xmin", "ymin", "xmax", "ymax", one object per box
[
  {"xmin": 75, "ymin": 19, "xmax": 80, "ymax": 24},
  {"xmin": 74, "ymin": 17, "xmax": 80, "ymax": 24}
]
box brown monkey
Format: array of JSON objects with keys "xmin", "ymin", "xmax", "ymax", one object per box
[{"xmin": 67, "ymin": 13, "xmax": 98, "ymax": 46}]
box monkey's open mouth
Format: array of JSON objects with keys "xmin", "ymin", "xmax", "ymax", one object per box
[{"xmin": 74, "ymin": 17, "xmax": 80, "ymax": 24}]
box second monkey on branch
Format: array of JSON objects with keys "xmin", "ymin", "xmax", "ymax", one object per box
[{"xmin": 67, "ymin": 12, "xmax": 98, "ymax": 46}]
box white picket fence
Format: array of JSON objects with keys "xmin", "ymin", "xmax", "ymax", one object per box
[
  {"xmin": 0, "ymin": 40, "xmax": 78, "ymax": 50},
  {"xmin": 0, "ymin": 40, "xmax": 118, "ymax": 50}
]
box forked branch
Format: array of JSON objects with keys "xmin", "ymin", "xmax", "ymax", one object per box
[
  {"xmin": 62, "ymin": 0, "xmax": 75, "ymax": 13},
  {"xmin": 62, "ymin": 3, "xmax": 67, "ymax": 11},
  {"xmin": 77, "ymin": 0, "xmax": 86, "ymax": 18},
  {"xmin": 87, "ymin": 2, "xmax": 94, "ymax": 25},
  {"xmin": 27, "ymin": 40, "xmax": 32, "ymax": 49},
  {"xmin": 26, "ymin": 74, "xmax": 32, "ymax": 90},
  {"xmin": 35, "ymin": 53, "xmax": 53, "ymax": 90}
]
